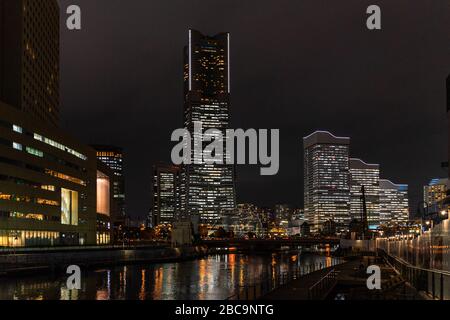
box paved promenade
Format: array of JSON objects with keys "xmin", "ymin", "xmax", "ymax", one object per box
[{"xmin": 263, "ymin": 256, "xmax": 424, "ymax": 300}]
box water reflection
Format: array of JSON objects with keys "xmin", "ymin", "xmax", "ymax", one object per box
[{"xmin": 0, "ymin": 253, "xmax": 340, "ymax": 300}]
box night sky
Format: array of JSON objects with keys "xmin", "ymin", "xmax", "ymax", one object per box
[{"xmin": 58, "ymin": 0, "xmax": 450, "ymax": 219}]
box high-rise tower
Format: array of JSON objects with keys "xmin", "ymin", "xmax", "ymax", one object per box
[
  {"xmin": 349, "ymin": 158, "xmax": 380, "ymax": 228},
  {"xmin": 0, "ymin": 0, "xmax": 59, "ymax": 126},
  {"xmin": 181, "ymin": 29, "xmax": 236, "ymax": 223},
  {"xmin": 303, "ymin": 131, "xmax": 351, "ymax": 233}
]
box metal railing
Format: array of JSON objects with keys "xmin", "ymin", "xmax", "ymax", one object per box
[
  {"xmin": 308, "ymin": 268, "xmax": 338, "ymax": 300},
  {"xmin": 379, "ymin": 249, "xmax": 450, "ymax": 300},
  {"xmin": 0, "ymin": 243, "xmax": 168, "ymax": 254},
  {"xmin": 226, "ymin": 260, "xmax": 342, "ymax": 300}
]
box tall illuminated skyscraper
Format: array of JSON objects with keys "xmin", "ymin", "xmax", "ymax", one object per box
[
  {"xmin": 0, "ymin": 0, "xmax": 59, "ymax": 126},
  {"xmin": 379, "ymin": 179, "xmax": 409, "ymax": 225},
  {"xmin": 152, "ymin": 164, "xmax": 181, "ymax": 226},
  {"xmin": 303, "ymin": 131, "xmax": 350, "ymax": 233},
  {"xmin": 92, "ymin": 145, "xmax": 126, "ymax": 221},
  {"xmin": 349, "ymin": 158, "xmax": 380, "ymax": 228},
  {"xmin": 181, "ymin": 29, "xmax": 236, "ymax": 223}
]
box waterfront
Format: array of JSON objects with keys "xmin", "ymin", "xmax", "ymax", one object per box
[{"xmin": 0, "ymin": 252, "xmax": 339, "ymax": 300}]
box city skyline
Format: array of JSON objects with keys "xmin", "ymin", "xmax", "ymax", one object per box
[{"xmin": 58, "ymin": 0, "xmax": 449, "ymax": 219}]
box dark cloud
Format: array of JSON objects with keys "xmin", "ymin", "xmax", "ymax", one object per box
[{"xmin": 59, "ymin": 0, "xmax": 450, "ymax": 218}]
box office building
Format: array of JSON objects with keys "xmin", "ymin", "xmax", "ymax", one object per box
[
  {"xmin": 181, "ymin": 29, "xmax": 236, "ymax": 223},
  {"xmin": 274, "ymin": 204, "xmax": 292, "ymax": 228},
  {"xmin": 0, "ymin": 2, "xmax": 113, "ymax": 247},
  {"xmin": 379, "ymin": 179, "xmax": 409, "ymax": 225},
  {"xmin": 0, "ymin": 101, "xmax": 97, "ymax": 246},
  {"xmin": 349, "ymin": 158, "xmax": 380, "ymax": 228},
  {"xmin": 303, "ymin": 131, "xmax": 351, "ymax": 233},
  {"xmin": 0, "ymin": 0, "xmax": 59, "ymax": 126},
  {"xmin": 424, "ymin": 178, "xmax": 448, "ymax": 206},
  {"xmin": 96, "ymin": 160, "xmax": 115, "ymax": 245},
  {"xmin": 92, "ymin": 145, "xmax": 126, "ymax": 222},
  {"xmin": 152, "ymin": 164, "xmax": 181, "ymax": 226}
]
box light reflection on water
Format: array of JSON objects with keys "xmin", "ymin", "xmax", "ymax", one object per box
[{"xmin": 0, "ymin": 252, "xmax": 340, "ymax": 300}]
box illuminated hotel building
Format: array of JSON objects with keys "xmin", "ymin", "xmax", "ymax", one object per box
[
  {"xmin": 92, "ymin": 145, "xmax": 126, "ymax": 221},
  {"xmin": 181, "ymin": 29, "xmax": 236, "ymax": 223},
  {"xmin": 303, "ymin": 131, "xmax": 350, "ymax": 233},
  {"xmin": 152, "ymin": 164, "xmax": 180, "ymax": 226},
  {"xmin": 379, "ymin": 179, "xmax": 409, "ymax": 225},
  {"xmin": 349, "ymin": 158, "xmax": 380, "ymax": 228},
  {"xmin": 0, "ymin": 0, "xmax": 59, "ymax": 126},
  {"xmin": 0, "ymin": 101, "xmax": 97, "ymax": 246},
  {"xmin": 424, "ymin": 178, "xmax": 448, "ymax": 206}
]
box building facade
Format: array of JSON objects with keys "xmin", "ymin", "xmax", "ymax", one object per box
[
  {"xmin": 349, "ymin": 158, "xmax": 380, "ymax": 228},
  {"xmin": 0, "ymin": 1, "xmax": 114, "ymax": 247},
  {"xmin": 0, "ymin": 0, "xmax": 59, "ymax": 126},
  {"xmin": 92, "ymin": 145, "xmax": 126, "ymax": 223},
  {"xmin": 303, "ymin": 131, "xmax": 351, "ymax": 233},
  {"xmin": 152, "ymin": 164, "xmax": 181, "ymax": 226},
  {"xmin": 96, "ymin": 161, "xmax": 115, "ymax": 245},
  {"xmin": 181, "ymin": 29, "xmax": 236, "ymax": 223},
  {"xmin": 424, "ymin": 178, "xmax": 448, "ymax": 207},
  {"xmin": 0, "ymin": 101, "xmax": 97, "ymax": 246},
  {"xmin": 379, "ymin": 179, "xmax": 409, "ymax": 225}
]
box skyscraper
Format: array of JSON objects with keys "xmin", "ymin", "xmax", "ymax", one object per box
[
  {"xmin": 152, "ymin": 164, "xmax": 181, "ymax": 226},
  {"xmin": 92, "ymin": 145, "xmax": 126, "ymax": 222},
  {"xmin": 379, "ymin": 179, "xmax": 409, "ymax": 225},
  {"xmin": 0, "ymin": 0, "xmax": 59, "ymax": 126},
  {"xmin": 349, "ymin": 158, "xmax": 380, "ymax": 228},
  {"xmin": 181, "ymin": 29, "xmax": 236, "ymax": 223},
  {"xmin": 303, "ymin": 131, "xmax": 351, "ymax": 233}
]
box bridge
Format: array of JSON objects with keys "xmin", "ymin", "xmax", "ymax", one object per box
[{"xmin": 201, "ymin": 237, "xmax": 340, "ymax": 249}]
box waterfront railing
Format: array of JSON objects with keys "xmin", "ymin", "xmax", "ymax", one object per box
[
  {"xmin": 379, "ymin": 249, "xmax": 450, "ymax": 300},
  {"xmin": 226, "ymin": 260, "xmax": 341, "ymax": 300}
]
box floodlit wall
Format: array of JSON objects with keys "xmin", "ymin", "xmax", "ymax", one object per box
[{"xmin": 377, "ymin": 219, "xmax": 450, "ymax": 271}]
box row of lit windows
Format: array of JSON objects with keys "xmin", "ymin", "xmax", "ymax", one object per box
[
  {"xmin": 0, "ymin": 229, "xmax": 60, "ymax": 247},
  {"xmin": 34, "ymin": 133, "xmax": 87, "ymax": 161},
  {"xmin": 45, "ymin": 169, "xmax": 86, "ymax": 186},
  {"xmin": 0, "ymin": 193, "xmax": 59, "ymax": 206}
]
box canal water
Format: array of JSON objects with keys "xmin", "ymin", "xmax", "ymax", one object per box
[{"xmin": 0, "ymin": 252, "xmax": 340, "ymax": 300}]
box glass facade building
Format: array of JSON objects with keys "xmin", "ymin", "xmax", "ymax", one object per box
[
  {"xmin": 303, "ymin": 131, "xmax": 351, "ymax": 233},
  {"xmin": 349, "ymin": 158, "xmax": 380, "ymax": 228},
  {"xmin": 379, "ymin": 179, "xmax": 410, "ymax": 225},
  {"xmin": 181, "ymin": 29, "xmax": 236, "ymax": 223}
]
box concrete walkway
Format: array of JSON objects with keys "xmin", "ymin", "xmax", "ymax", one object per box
[{"xmin": 263, "ymin": 256, "xmax": 424, "ymax": 300}]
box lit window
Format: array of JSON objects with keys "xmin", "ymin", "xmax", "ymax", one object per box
[
  {"xmin": 61, "ymin": 188, "xmax": 79, "ymax": 226},
  {"xmin": 13, "ymin": 142, "xmax": 23, "ymax": 151},
  {"xmin": 13, "ymin": 125, "xmax": 23, "ymax": 133},
  {"xmin": 26, "ymin": 146, "xmax": 43, "ymax": 157}
]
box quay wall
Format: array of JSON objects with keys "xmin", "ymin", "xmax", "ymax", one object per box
[{"xmin": 0, "ymin": 245, "xmax": 211, "ymax": 275}]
